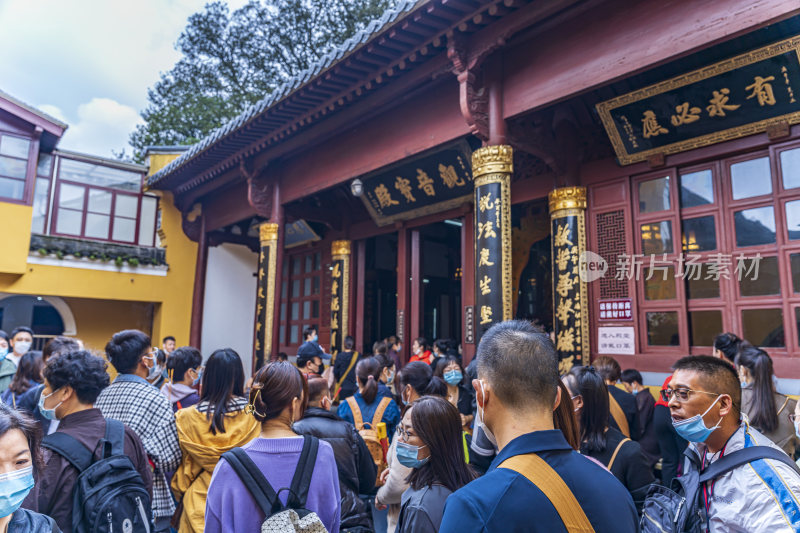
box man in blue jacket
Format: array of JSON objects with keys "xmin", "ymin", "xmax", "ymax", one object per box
[{"xmin": 439, "ymin": 320, "xmax": 638, "ymax": 533}]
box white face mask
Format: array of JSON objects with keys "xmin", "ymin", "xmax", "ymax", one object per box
[
  {"xmin": 13, "ymin": 341, "xmax": 31, "ymax": 356},
  {"xmin": 470, "ymin": 380, "xmax": 498, "ymax": 457}
]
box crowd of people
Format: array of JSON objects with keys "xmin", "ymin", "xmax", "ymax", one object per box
[{"xmin": 0, "ymin": 323, "xmax": 798, "ymax": 532}]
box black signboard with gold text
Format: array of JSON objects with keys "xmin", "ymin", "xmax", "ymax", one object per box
[{"xmin": 597, "ymin": 35, "xmax": 800, "ymax": 165}]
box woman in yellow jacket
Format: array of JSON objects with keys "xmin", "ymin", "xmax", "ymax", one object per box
[{"xmin": 171, "ymin": 348, "xmax": 260, "ymax": 532}]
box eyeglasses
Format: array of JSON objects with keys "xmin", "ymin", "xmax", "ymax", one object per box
[
  {"xmin": 395, "ymin": 425, "xmax": 416, "ymax": 441},
  {"xmin": 790, "ymin": 413, "xmax": 798, "ymax": 425},
  {"xmin": 660, "ymin": 387, "xmax": 720, "ymax": 402}
]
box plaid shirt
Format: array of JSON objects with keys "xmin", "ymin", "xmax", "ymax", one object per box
[{"xmin": 95, "ymin": 374, "xmax": 182, "ymax": 518}]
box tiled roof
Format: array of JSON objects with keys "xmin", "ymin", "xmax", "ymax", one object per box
[{"xmin": 147, "ymin": 0, "xmax": 423, "ymax": 187}]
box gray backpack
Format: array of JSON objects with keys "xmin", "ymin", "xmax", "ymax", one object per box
[
  {"xmin": 222, "ymin": 435, "xmax": 328, "ymax": 533},
  {"xmin": 640, "ymin": 445, "xmax": 800, "ymax": 533}
]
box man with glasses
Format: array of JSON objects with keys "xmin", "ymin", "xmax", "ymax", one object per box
[{"xmin": 667, "ymin": 355, "xmax": 800, "ymax": 532}]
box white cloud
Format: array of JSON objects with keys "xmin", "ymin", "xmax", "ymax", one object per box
[{"xmin": 46, "ymin": 98, "xmax": 144, "ymax": 158}]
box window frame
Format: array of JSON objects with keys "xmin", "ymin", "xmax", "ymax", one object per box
[
  {"xmin": 0, "ymin": 131, "xmax": 36, "ymax": 205},
  {"xmin": 278, "ymin": 249, "xmax": 324, "ymax": 354}
]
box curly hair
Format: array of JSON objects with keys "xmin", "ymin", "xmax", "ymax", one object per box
[{"xmin": 43, "ymin": 350, "xmax": 110, "ymax": 404}]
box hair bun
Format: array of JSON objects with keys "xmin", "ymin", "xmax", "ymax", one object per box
[{"xmin": 368, "ymin": 375, "xmax": 375, "ymax": 380}]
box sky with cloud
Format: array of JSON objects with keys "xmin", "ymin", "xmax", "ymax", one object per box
[{"xmin": 0, "ymin": 0, "xmax": 248, "ymax": 158}]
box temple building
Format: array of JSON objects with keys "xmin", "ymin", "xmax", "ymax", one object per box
[{"xmin": 148, "ymin": 0, "xmax": 800, "ymax": 387}]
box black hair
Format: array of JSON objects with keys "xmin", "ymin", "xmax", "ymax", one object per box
[
  {"xmin": 407, "ymin": 396, "xmax": 477, "ymax": 491},
  {"xmin": 296, "ymin": 353, "xmax": 321, "ymax": 370},
  {"xmin": 672, "ymin": 355, "xmax": 741, "ymax": 417},
  {"xmin": 162, "ymin": 336, "xmax": 176, "ymax": 344},
  {"xmin": 8, "ymin": 350, "xmax": 43, "ymax": 396},
  {"xmin": 356, "ymin": 357, "xmax": 381, "ymax": 404},
  {"xmin": 0, "ymin": 403, "xmax": 43, "ymax": 476},
  {"xmin": 167, "ymin": 346, "xmax": 203, "ymax": 383},
  {"xmin": 42, "ymin": 336, "xmax": 81, "ymax": 362},
  {"xmin": 201, "ymin": 348, "xmax": 246, "ymax": 434},
  {"xmin": 593, "ymin": 356, "xmax": 621, "ymax": 383},
  {"xmin": 249, "ymin": 362, "xmax": 308, "ymax": 423},
  {"xmin": 10, "ymin": 326, "xmax": 33, "ymax": 340},
  {"xmin": 105, "ymin": 329, "xmax": 151, "ymax": 374},
  {"xmin": 303, "ymin": 326, "xmax": 317, "ymax": 340},
  {"xmin": 344, "ymin": 336, "xmax": 355, "ymax": 351},
  {"xmin": 373, "ymin": 341, "xmax": 388, "ymax": 356},
  {"xmin": 713, "ymin": 332, "xmax": 742, "ymax": 363},
  {"xmin": 735, "ymin": 345, "xmax": 778, "ymax": 432},
  {"xmin": 374, "ymin": 352, "xmax": 394, "ymax": 372},
  {"xmin": 277, "ymin": 352, "xmax": 289, "ymax": 361},
  {"xmin": 396, "ymin": 361, "xmax": 447, "ymax": 399},
  {"xmin": 476, "ymin": 320, "xmax": 558, "ymax": 410},
  {"xmin": 433, "ymin": 356, "xmax": 465, "ymax": 385},
  {"xmin": 414, "ymin": 337, "xmax": 429, "ymax": 351},
  {"xmin": 563, "ymin": 366, "xmax": 609, "ymax": 453},
  {"xmin": 0, "ymin": 330, "xmax": 9, "ymax": 344},
  {"xmin": 43, "ymin": 350, "xmax": 110, "ymax": 404},
  {"xmin": 620, "ymin": 369, "xmax": 643, "ymax": 386},
  {"xmin": 433, "ymin": 339, "xmax": 449, "ymax": 355}
]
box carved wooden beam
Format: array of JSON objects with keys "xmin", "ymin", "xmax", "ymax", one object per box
[
  {"xmin": 447, "ymin": 32, "xmax": 490, "ymax": 142},
  {"xmin": 181, "ymin": 203, "xmax": 203, "ymax": 242},
  {"xmin": 241, "ymin": 158, "xmax": 273, "ymax": 218}
]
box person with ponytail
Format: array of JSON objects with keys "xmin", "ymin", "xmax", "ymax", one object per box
[
  {"xmin": 337, "ymin": 357, "xmax": 401, "ymax": 442},
  {"xmin": 737, "ymin": 343, "xmax": 798, "ymax": 456},
  {"xmin": 375, "ymin": 361, "xmax": 447, "ymax": 533}
]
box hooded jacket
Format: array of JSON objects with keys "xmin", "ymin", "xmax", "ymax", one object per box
[
  {"xmin": 160, "ymin": 382, "xmax": 200, "ymax": 413},
  {"xmin": 0, "ymin": 355, "xmax": 15, "ymax": 394},
  {"xmin": 293, "ymin": 406, "xmax": 377, "ymax": 531},
  {"xmin": 171, "ymin": 399, "xmax": 260, "ymax": 533}
]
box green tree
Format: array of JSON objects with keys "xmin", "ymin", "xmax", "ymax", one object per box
[{"xmin": 130, "ymin": 0, "xmax": 396, "ymax": 161}]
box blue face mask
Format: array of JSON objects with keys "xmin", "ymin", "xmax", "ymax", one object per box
[
  {"xmin": 396, "ymin": 441, "xmax": 429, "ymax": 469},
  {"xmin": 192, "ymin": 367, "xmax": 203, "ymax": 387},
  {"xmin": 672, "ymin": 395, "xmax": 723, "ymax": 443},
  {"xmin": 38, "ymin": 389, "xmax": 63, "ymax": 421},
  {"xmin": 631, "ymin": 389, "xmax": 639, "ymax": 396},
  {"xmin": 312, "ymin": 334, "xmax": 318, "ymax": 343},
  {"xmin": 444, "ymin": 370, "xmax": 462, "ymax": 386},
  {"xmin": 0, "ymin": 347, "xmax": 7, "ymax": 359},
  {"xmin": 0, "ymin": 465, "xmax": 34, "ymax": 518}
]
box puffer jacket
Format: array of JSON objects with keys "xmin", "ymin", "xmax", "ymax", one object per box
[
  {"xmin": 741, "ymin": 386, "xmax": 798, "ymax": 457},
  {"xmin": 0, "ymin": 356, "xmax": 15, "ymax": 394},
  {"xmin": 686, "ymin": 421, "xmax": 800, "ymax": 532},
  {"xmin": 171, "ymin": 398, "xmax": 260, "ymax": 533},
  {"xmin": 293, "ymin": 406, "xmax": 377, "ymax": 531}
]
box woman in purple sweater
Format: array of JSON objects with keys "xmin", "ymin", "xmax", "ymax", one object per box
[{"xmin": 205, "ymin": 362, "xmax": 341, "ymax": 533}]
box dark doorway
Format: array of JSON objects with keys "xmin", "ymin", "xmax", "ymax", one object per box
[
  {"xmin": 512, "ymin": 199, "xmax": 553, "ymax": 332},
  {"xmin": 418, "ymin": 220, "xmax": 462, "ymax": 344},
  {"xmin": 362, "ymin": 233, "xmax": 398, "ymax": 354}
]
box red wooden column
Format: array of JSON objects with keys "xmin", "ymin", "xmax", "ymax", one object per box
[
  {"xmin": 410, "ymin": 229, "xmax": 421, "ymax": 348},
  {"xmin": 396, "ymin": 226, "xmax": 410, "ymax": 364},
  {"xmin": 461, "ymin": 206, "xmax": 476, "ymax": 365},
  {"xmin": 354, "ymin": 240, "xmax": 366, "ymax": 351},
  {"xmin": 269, "ymin": 181, "xmax": 284, "ymax": 364},
  {"xmin": 189, "ymin": 212, "xmax": 207, "ymax": 349}
]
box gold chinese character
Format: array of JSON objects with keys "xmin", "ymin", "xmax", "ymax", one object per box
[
  {"xmin": 478, "ymin": 192, "xmax": 495, "ymax": 212},
  {"xmin": 331, "ymin": 332, "xmax": 337, "ymax": 349},
  {"xmin": 556, "ymin": 328, "xmax": 575, "ymax": 352},
  {"xmin": 746, "ymin": 76, "xmax": 776, "ymax": 106},
  {"xmin": 395, "ymin": 176, "xmax": 416, "ymax": 203},
  {"xmin": 555, "ymin": 274, "xmax": 576, "ymax": 298},
  {"xmin": 255, "ymin": 339, "xmax": 261, "ymax": 352},
  {"xmin": 438, "ymin": 164, "xmax": 465, "ymax": 188},
  {"xmin": 256, "ymin": 320, "xmax": 262, "ymax": 332},
  {"xmin": 478, "ymin": 248, "xmax": 494, "ymax": 267},
  {"xmin": 258, "ymin": 267, "xmax": 265, "ymax": 279},
  {"xmin": 416, "ymin": 169, "xmax": 435, "ymax": 196},
  {"xmin": 331, "ymin": 297, "xmax": 340, "ymax": 312},
  {"xmin": 558, "ymin": 355, "xmax": 575, "ymax": 375},
  {"xmin": 479, "ymin": 275, "xmax": 492, "ymax": 295},
  {"xmin": 480, "ymin": 305, "xmax": 493, "ymax": 325},
  {"xmin": 332, "ymin": 263, "xmax": 341, "ymax": 279},
  {"xmin": 707, "ymin": 88, "xmax": 740, "ymax": 117},
  {"xmin": 477, "ymin": 220, "xmax": 497, "ymax": 239},
  {"xmin": 555, "ymin": 247, "xmax": 572, "ymax": 272},
  {"xmin": 374, "ymin": 184, "xmax": 399, "ymax": 208},
  {"xmin": 642, "ymin": 110, "xmax": 668, "ymax": 138},
  {"xmin": 258, "ymin": 286, "xmax": 265, "ymax": 299},
  {"xmin": 331, "ymin": 313, "xmax": 339, "ymax": 330},
  {"xmin": 331, "ymin": 280, "xmax": 339, "ymax": 294},
  {"xmin": 554, "ymin": 224, "xmax": 573, "ymax": 247},
  {"xmin": 556, "ymin": 298, "xmax": 574, "ymax": 324},
  {"xmin": 670, "ymin": 102, "xmax": 701, "ymax": 126}
]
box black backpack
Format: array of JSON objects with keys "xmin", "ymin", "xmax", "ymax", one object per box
[
  {"xmin": 42, "ymin": 419, "xmax": 153, "ymax": 533},
  {"xmin": 641, "ymin": 445, "xmax": 800, "ymax": 533},
  {"xmin": 221, "ymin": 435, "xmax": 328, "ymax": 532}
]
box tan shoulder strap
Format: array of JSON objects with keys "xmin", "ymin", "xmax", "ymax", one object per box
[
  {"xmin": 371, "ymin": 397, "xmax": 392, "ymax": 429},
  {"xmin": 346, "ymin": 396, "xmax": 363, "ymax": 429},
  {"xmin": 606, "ymin": 437, "xmax": 631, "ymax": 471},
  {"xmin": 777, "ymin": 396, "xmax": 790, "ymax": 416},
  {"xmin": 608, "ymin": 392, "xmax": 630, "ymax": 437},
  {"xmin": 499, "ymin": 453, "xmax": 595, "ymax": 532},
  {"xmin": 333, "ymin": 352, "xmax": 359, "ymax": 400}
]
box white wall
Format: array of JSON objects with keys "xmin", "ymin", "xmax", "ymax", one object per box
[{"xmin": 201, "ymin": 242, "xmax": 258, "ymax": 377}]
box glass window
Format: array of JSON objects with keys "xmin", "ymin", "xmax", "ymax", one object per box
[
  {"xmin": 55, "ymin": 209, "xmax": 82, "ymax": 236},
  {"xmin": 641, "ymin": 221, "xmax": 673, "ymax": 254},
  {"xmin": 137, "ymin": 196, "xmax": 157, "ymax": 247},
  {"xmin": 644, "ymin": 266, "xmax": 676, "ymax": 300},
  {"xmin": 734, "ymin": 206, "xmax": 775, "ymax": 247},
  {"xmin": 688, "ymin": 311, "xmax": 722, "ymax": 346},
  {"xmin": 303, "ymin": 301, "xmax": 311, "ymax": 319},
  {"xmin": 312, "ymin": 300, "xmax": 319, "ymax": 318},
  {"xmin": 59, "ymin": 183, "xmax": 85, "ymax": 210},
  {"xmin": 304, "ymin": 278, "xmax": 312, "ymax": 296},
  {"xmin": 731, "ymin": 157, "xmax": 771, "ymax": 199},
  {"xmin": 313, "ymin": 276, "xmax": 320, "ymax": 295},
  {"xmin": 37, "ymin": 153, "xmax": 53, "ymax": 177},
  {"xmin": 112, "ymin": 217, "xmax": 136, "ymax": 242},
  {"xmin": 0, "ymin": 156, "xmax": 27, "ymax": 179},
  {"xmin": 792, "ymin": 253, "xmax": 800, "ymax": 293},
  {"xmin": 292, "ymin": 280, "xmax": 300, "ymax": 298},
  {"xmin": 786, "ymin": 199, "xmax": 800, "ymax": 241},
  {"xmin": 292, "ymin": 257, "xmax": 301, "ymax": 275},
  {"xmin": 739, "ymin": 256, "xmax": 779, "ymax": 296},
  {"xmin": 0, "ymin": 177, "xmax": 24, "ymax": 200},
  {"xmin": 31, "ymin": 177, "xmax": 50, "ymax": 234},
  {"xmin": 680, "ymin": 170, "xmax": 714, "ymax": 207},
  {"xmin": 741, "ymin": 308, "xmax": 784, "ymax": 347},
  {"xmin": 290, "ymin": 325, "xmax": 299, "ymax": 344},
  {"xmin": 685, "ymin": 264, "xmax": 720, "ymax": 299},
  {"xmin": 57, "ymin": 158, "xmax": 142, "ymax": 191},
  {"xmin": 291, "ymin": 302, "xmax": 299, "ymax": 320},
  {"xmin": 114, "ymin": 194, "xmax": 138, "ymax": 218},
  {"xmin": 87, "ymin": 189, "xmax": 112, "ymax": 214},
  {"xmin": 314, "ymin": 253, "xmax": 321, "ymax": 271},
  {"xmin": 280, "ymin": 303, "xmax": 286, "ymax": 321},
  {"xmin": 305, "ymin": 255, "xmax": 313, "ymax": 273},
  {"xmin": 780, "ymin": 147, "xmax": 800, "ymax": 190},
  {"xmin": 0, "ymin": 136, "xmax": 30, "ymax": 159},
  {"xmin": 682, "ymin": 216, "xmax": 716, "ymax": 252},
  {"xmin": 638, "ymin": 177, "xmax": 671, "ymax": 213},
  {"xmin": 281, "ymin": 281, "xmax": 288, "ymax": 299},
  {"xmin": 279, "ymin": 326, "xmax": 286, "ymax": 345},
  {"xmin": 84, "ymin": 213, "xmax": 110, "ymax": 239},
  {"xmin": 646, "ymin": 311, "xmax": 680, "ymax": 346}
]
